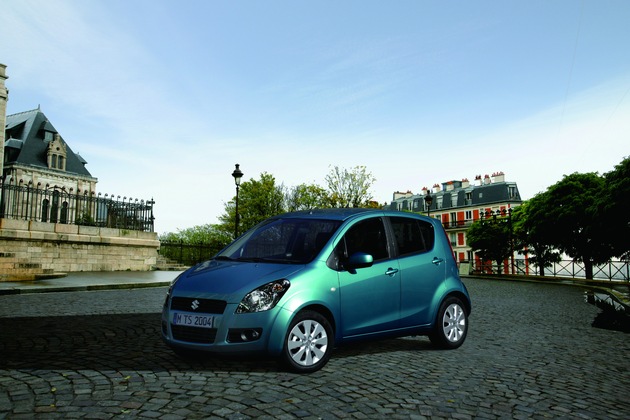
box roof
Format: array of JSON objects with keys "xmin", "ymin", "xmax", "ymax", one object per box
[
  {"xmin": 276, "ymin": 208, "xmax": 378, "ymax": 221},
  {"xmin": 390, "ymin": 180, "xmax": 522, "ymax": 211},
  {"xmin": 4, "ymin": 108, "xmax": 93, "ymax": 177}
]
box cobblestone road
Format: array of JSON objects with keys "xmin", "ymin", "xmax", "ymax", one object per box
[{"xmin": 1, "ymin": 278, "xmax": 629, "ymax": 419}]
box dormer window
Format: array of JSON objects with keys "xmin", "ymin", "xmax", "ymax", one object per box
[{"xmin": 47, "ymin": 134, "xmax": 67, "ymax": 171}]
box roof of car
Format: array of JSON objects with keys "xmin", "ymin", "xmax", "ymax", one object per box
[
  {"xmin": 275, "ymin": 208, "xmax": 376, "ymax": 221},
  {"xmin": 274, "ymin": 208, "xmax": 427, "ymax": 222}
]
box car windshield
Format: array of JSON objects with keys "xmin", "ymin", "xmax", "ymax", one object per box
[{"xmin": 216, "ymin": 218, "xmax": 341, "ymax": 264}]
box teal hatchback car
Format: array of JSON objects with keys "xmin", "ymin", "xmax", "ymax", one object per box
[{"xmin": 161, "ymin": 208, "xmax": 471, "ymax": 373}]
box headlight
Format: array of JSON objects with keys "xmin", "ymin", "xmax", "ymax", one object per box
[{"xmin": 237, "ymin": 279, "xmax": 291, "ymax": 313}]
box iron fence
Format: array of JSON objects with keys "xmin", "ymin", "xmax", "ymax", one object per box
[
  {"xmin": 159, "ymin": 241, "xmax": 225, "ymax": 266},
  {"xmin": 470, "ymin": 258, "xmax": 629, "ymax": 282},
  {"xmin": 0, "ymin": 178, "xmax": 155, "ymax": 232}
]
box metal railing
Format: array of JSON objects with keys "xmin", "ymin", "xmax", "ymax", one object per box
[
  {"xmin": 159, "ymin": 241, "xmax": 225, "ymax": 266},
  {"xmin": 0, "ymin": 178, "xmax": 155, "ymax": 232},
  {"xmin": 469, "ymin": 258, "xmax": 629, "ymax": 282}
]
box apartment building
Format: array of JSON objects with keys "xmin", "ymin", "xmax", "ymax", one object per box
[{"xmin": 388, "ymin": 172, "xmax": 523, "ymax": 264}]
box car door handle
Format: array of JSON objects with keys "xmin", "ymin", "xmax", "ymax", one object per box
[
  {"xmin": 385, "ymin": 268, "xmax": 399, "ymax": 276},
  {"xmin": 432, "ymin": 257, "xmax": 445, "ymax": 265}
]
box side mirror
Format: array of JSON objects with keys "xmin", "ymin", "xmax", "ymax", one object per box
[{"xmin": 346, "ymin": 252, "xmax": 374, "ymax": 270}]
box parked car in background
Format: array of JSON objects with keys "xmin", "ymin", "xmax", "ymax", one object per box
[{"xmin": 161, "ymin": 208, "xmax": 471, "ymax": 373}]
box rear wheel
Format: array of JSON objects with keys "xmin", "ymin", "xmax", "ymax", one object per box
[
  {"xmin": 429, "ymin": 296, "xmax": 468, "ymax": 349},
  {"xmin": 281, "ymin": 310, "xmax": 333, "ymax": 373}
]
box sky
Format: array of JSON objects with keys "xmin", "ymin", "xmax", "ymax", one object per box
[{"xmin": 1, "ymin": 0, "xmax": 629, "ymax": 234}]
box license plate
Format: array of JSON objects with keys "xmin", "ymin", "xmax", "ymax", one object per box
[{"xmin": 172, "ymin": 312, "xmax": 214, "ymax": 329}]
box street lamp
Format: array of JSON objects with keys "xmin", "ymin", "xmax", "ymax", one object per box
[
  {"xmin": 425, "ymin": 192, "xmax": 433, "ymax": 218},
  {"xmin": 231, "ymin": 164, "xmax": 244, "ymax": 238}
]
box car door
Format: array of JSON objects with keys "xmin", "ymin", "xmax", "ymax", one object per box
[
  {"xmin": 337, "ymin": 217, "xmax": 401, "ymax": 337},
  {"xmin": 389, "ymin": 216, "xmax": 446, "ymax": 327}
]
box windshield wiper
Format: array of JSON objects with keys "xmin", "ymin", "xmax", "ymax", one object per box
[{"xmin": 213, "ymin": 256, "xmax": 234, "ymax": 261}]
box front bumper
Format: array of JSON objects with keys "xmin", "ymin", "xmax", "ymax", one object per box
[{"xmin": 161, "ymin": 300, "xmax": 285, "ymax": 355}]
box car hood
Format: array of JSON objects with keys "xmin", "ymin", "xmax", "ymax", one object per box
[{"xmin": 171, "ymin": 259, "xmax": 305, "ymax": 301}]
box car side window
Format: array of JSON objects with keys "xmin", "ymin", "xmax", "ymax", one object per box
[
  {"xmin": 342, "ymin": 217, "xmax": 390, "ymax": 262},
  {"xmin": 390, "ymin": 217, "xmax": 434, "ymax": 257}
]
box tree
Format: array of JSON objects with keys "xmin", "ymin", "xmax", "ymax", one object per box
[
  {"xmin": 284, "ymin": 183, "xmax": 329, "ymax": 212},
  {"xmin": 599, "ymin": 156, "xmax": 630, "ymax": 260},
  {"xmin": 541, "ymin": 172, "xmax": 609, "ymax": 279},
  {"xmin": 324, "ymin": 165, "xmax": 376, "ymax": 208},
  {"xmin": 159, "ymin": 224, "xmax": 232, "ymax": 246},
  {"xmin": 512, "ymin": 196, "xmax": 562, "ymax": 276},
  {"xmin": 159, "ymin": 224, "xmax": 232, "ymax": 264},
  {"xmin": 218, "ymin": 172, "xmax": 285, "ymax": 237},
  {"xmin": 467, "ymin": 216, "xmax": 512, "ymax": 274}
]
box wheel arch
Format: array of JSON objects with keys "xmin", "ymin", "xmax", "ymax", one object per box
[{"xmin": 266, "ymin": 302, "xmax": 338, "ymax": 355}]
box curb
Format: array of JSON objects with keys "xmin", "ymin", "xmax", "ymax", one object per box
[{"xmin": 0, "ymin": 281, "xmax": 172, "ymax": 296}]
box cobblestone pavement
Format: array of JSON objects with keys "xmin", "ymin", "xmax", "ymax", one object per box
[{"xmin": 1, "ymin": 278, "xmax": 629, "ymax": 419}]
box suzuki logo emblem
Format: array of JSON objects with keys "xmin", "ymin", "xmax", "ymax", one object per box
[{"xmin": 191, "ymin": 300, "xmax": 200, "ymax": 310}]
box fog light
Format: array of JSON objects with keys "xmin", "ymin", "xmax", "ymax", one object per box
[{"xmin": 228, "ymin": 328, "xmax": 263, "ymax": 343}]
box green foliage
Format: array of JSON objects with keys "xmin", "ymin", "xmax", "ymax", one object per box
[
  {"xmin": 512, "ymin": 196, "xmax": 561, "ymax": 276},
  {"xmin": 159, "ymin": 224, "xmax": 233, "ymax": 265},
  {"xmin": 466, "ymin": 217, "xmax": 512, "ymax": 274},
  {"xmin": 75, "ymin": 211, "xmax": 96, "ymax": 226},
  {"xmin": 217, "ymin": 166, "xmax": 377, "ymax": 239},
  {"xmin": 600, "ymin": 156, "xmax": 630, "ymax": 260},
  {"xmin": 159, "ymin": 224, "xmax": 232, "ymax": 246},
  {"xmin": 509, "ymin": 158, "xmax": 629, "ymax": 278},
  {"xmin": 218, "ymin": 172, "xmax": 285, "ymax": 238},
  {"xmin": 540, "ymin": 172, "xmax": 608, "ymax": 279},
  {"xmin": 284, "ymin": 183, "xmax": 329, "ymax": 211}
]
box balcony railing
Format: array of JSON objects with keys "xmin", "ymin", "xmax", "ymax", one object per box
[{"xmin": 0, "ymin": 178, "xmax": 155, "ymax": 232}]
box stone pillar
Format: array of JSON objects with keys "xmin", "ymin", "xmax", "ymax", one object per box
[{"xmin": 0, "ymin": 63, "xmax": 8, "ymax": 180}]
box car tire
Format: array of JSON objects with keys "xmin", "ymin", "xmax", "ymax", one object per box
[
  {"xmin": 429, "ymin": 296, "xmax": 468, "ymax": 349},
  {"xmin": 281, "ymin": 310, "xmax": 334, "ymax": 373}
]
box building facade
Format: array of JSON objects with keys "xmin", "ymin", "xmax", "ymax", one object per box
[
  {"xmin": 388, "ymin": 172, "xmax": 523, "ymax": 268},
  {"xmin": 3, "ymin": 107, "xmax": 97, "ymax": 192}
]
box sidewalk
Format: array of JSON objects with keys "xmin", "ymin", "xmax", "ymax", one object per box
[{"xmin": 0, "ymin": 270, "xmax": 182, "ymax": 295}]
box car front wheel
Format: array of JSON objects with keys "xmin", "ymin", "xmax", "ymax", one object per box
[
  {"xmin": 281, "ymin": 310, "xmax": 333, "ymax": 373},
  {"xmin": 429, "ymin": 296, "xmax": 468, "ymax": 349}
]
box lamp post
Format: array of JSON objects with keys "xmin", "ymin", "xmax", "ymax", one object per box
[
  {"xmin": 231, "ymin": 164, "xmax": 244, "ymax": 238},
  {"xmin": 425, "ymin": 192, "xmax": 433, "ymax": 218}
]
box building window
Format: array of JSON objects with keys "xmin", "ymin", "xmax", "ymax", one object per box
[
  {"xmin": 449, "ymin": 232, "xmax": 457, "ymax": 247},
  {"xmin": 465, "ymin": 192, "xmax": 472, "ymax": 205},
  {"xmin": 508, "ymin": 186, "xmax": 517, "ymax": 199},
  {"xmin": 47, "ymin": 134, "xmax": 67, "ymax": 171},
  {"xmin": 465, "ymin": 210, "xmax": 472, "ymax": 220}
]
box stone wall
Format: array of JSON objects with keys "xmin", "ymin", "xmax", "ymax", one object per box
[{"xmin": 0, "ymin": 218, "xmax": 160, "ymax": 281}]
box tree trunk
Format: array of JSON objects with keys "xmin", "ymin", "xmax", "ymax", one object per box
[{"xmin": 584, "ymin": 260, "xmax": 594, "ymax": 280}]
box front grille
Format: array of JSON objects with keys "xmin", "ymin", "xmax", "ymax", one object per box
[
  {"xmin": 170, "ymin": 297, "xmax": 227, "ymax": 314},
  {"xmin": 171, "ymin": 325, "xmax": 218, "ymax": 344}
]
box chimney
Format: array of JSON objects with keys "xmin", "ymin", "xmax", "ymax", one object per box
[
  {"xmin": 433, "ymin": 183, "xmax": 441, "ymax": 193},
  {"xmin": 492, "ymin": 171, "xmax": 505, "ymax": 183},
  {"xmin": 461, "ymin": 178, "xmax": 470, "ymax": 188},
  {"xmin": 484, "ymin": 174, "xmax": 491, "ymax": 185}
]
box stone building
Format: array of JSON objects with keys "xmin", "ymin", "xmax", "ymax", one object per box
[{"xmin": 3, "ymin": 107, "xmax": 97, "ymax": 194}]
